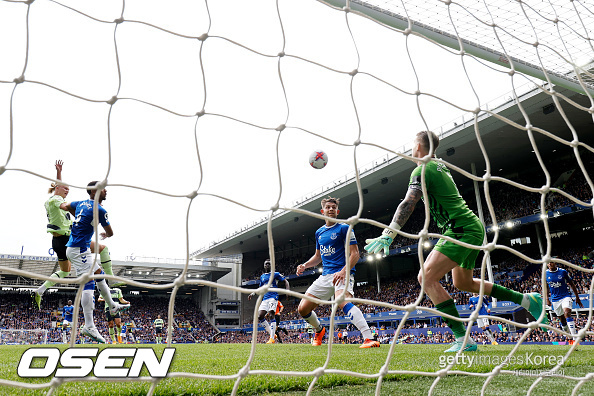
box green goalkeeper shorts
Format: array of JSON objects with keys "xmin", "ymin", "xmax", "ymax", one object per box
[{"xmin": 434, "ymin": 221, "xmax": 485, "ymax": 270}]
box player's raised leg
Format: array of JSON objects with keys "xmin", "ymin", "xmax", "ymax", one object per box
[{"xmin": 452, "ymin": 265, "xmax": 548, "ymax": 327}]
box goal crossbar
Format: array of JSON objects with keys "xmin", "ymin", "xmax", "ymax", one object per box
[{"xmin": 321, "ymin": 0, "xmax": 594, "ymax": 97}]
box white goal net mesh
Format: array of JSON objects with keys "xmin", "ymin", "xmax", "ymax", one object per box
[{"xmin": 0, "ymin": 0, "xmax": 593, "ymax": 395}]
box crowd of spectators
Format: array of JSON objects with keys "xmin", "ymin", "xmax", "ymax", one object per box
[{"xmin": 0, "ymin": 292, "xmax": 217, "ymax": 344}]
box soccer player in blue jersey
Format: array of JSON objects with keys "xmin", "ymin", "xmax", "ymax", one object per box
[
  {"xmin": 61, "ymin": 299, "xmax": 74, "ymax": 343},
  {"xmin": 120, "ymin": 323, "xmax": 128, "ymax": 344},
  {"xmin": 296, "ymin": 197, "xmax": 379, "ymax": 348},
  {"xmin": 60, "ymin": 181, "xmax": 130, "ymax": 343},
  {"xmin": 545, "ymin": 260, "xmax": 584, "ymax": 342},
  {"xmin": 248, "ymin": 259, "xmax": 290, "ymax": 344},
  {"xmin": 468, "ymin": 293, "xmax": 497, "ymax": 345}
]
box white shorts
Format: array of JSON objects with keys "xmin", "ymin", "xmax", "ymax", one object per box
[
  {"xmin": 477, "ymin": 318, "xmax": 490, "ymax": 328},
  {"xmin": 62, "ymin": 319, "xmax": 71, "ymax": 327},
  {"xmin": 552, "ymin": 296, "xmax": 573, "ymax": 316},
  {"xmin": 258, "ymin": 298, "xmax": 278, "ymax": 313},
  {"xmin": 66, "ymin": 247, "xmax": 100, "ymax": 276},
  {"xmin": 305, "ymin": 273, "xmax": 355, "ymax": 301}
]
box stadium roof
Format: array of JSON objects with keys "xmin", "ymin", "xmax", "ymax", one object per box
[
  {"xmin": 193, "ymin": 83, "xmax": 593, "ymax": 259},
  {"xmin": 0, "ymin": 254, "xmax": 230, "ymax": 294}
]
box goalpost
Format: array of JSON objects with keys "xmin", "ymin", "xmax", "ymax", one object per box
[
  {"xmin": 0, "ymin": 329, "xmax": 48, "ymax": 345},
  {"xmin": 0, "ymin": 0, "xmax": 593, "ymax": 395}
]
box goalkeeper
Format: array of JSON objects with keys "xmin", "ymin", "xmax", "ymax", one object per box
[{"xmin": 364, "ymin": 131, "xmax": 547, "ymax": 353}]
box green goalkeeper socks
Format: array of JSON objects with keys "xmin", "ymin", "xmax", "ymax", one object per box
[
  {"xmin": 435, "ymin": 299, "xmax": 466, "ymax": 339},
  {"xmin": 489, "ymin": 284, "xmax": 524, "ymax": 305},
  {"xmin": 100, "ymin": 246, "xmax": 113, "ymax": 276}
]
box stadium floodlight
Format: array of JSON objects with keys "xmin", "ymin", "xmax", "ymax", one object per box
[
  {"xmin": 367, "ymin": 255, "xmax": 374, "ymax": 262},
  {"xmin": 541, "ymin": 214, "xmax": 548, "ymax": 220},
  {"xmin": 375, "ymin": 254, "xmax": 382, "ymax": 260},
  {"xmin": 423, "ymin": 241, "xmax": 432, "ymax": 249},
  {"xmin": 506, "ymin": 221, "xmax": 514, "ymax": 229}
]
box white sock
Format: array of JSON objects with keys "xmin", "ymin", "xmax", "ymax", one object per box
[
  {"xmin": 302, "ymin": 311, "xmax": 322, "ymax": 332},
  {"xmin": 567, "ymin": 318, "xmax": 577, "ymax": 336},
  {"xmin": 485, "ymin": 329, "xmax": 495, "ymax": 342},
  {"xmin": 96, "ymin": 279, "xmax": 117, "ymax": 308},
  {"xmin": 81, "ymin": 289, "xmax": 95, "ymax": 328},
  {"xmin": 345, "ymin": 305, "xmax": 373, "ymax": 340},
  {"xmin": 37, "ymin": 284, "xmax": 47, "ymax": 295},
  {"xmin": 270, "ymin": 321, "xmax": 276, "ymax": 337},
  {"xmin": 261, "ymin": 320, "xmax": 271, "ymax": 336},
  {"xmin": 562, "ymin": 324, "xmax": 570, "ymax": 333}
]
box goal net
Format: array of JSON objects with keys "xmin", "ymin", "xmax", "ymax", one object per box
[
  {"xmin": 0, "ymin": 329, "xmax": 48, "ymax": 345},
  {"xmin": 0, "ymin": 0, "xmax": 593, "ymax": 395}
]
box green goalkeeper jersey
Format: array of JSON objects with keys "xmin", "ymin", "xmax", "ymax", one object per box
[
  {"xmin": 409, "ymin": 160, "xmax": 480, "ymax": 231},
  {"xmin": 45, "ymin": 195, "xmax": 72, "ymax": 235},
  {"xmin": 154, "ymin": 318, "xmax": 164, "ymax": 329}
]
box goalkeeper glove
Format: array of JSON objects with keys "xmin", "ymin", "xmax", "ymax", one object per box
[{"xmin": 364, "ymin": 222, "xmax": 400, "ymax": 256}]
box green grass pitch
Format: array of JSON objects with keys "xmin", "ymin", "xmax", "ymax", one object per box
[{"xmin": 0, "ymin": 343, "xmax": 593, "ymax": 395}]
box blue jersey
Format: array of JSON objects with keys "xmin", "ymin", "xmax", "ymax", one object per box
[
  {"xmin": 63, "ymin": 305, "xmax": 74, "ymax": 321},
  {"xmin": 315, "ymin": 222, "xmax": 357, "ymax": 276},
  {"xmin": 66, "ymin": 200, "xmax": 110, "ymax": 248},
  {"xmin": 259, "ymin": 272, "xmax": 286, "ymax": 300},
  {"xmin": 546, "ymin": 268, "xmax": 573, "ymax": 302},
  {"xmin": 468, "ymin": 296, "xmax": 489, "ymax": 315},
  {"xmin": 121, "ymin": 324, "xmax": 127, "ymax": 334}
]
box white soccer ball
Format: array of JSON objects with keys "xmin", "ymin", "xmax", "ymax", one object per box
[{"xmin": 309, "ymin": 150, "xmax": 328, "ymax": 169}]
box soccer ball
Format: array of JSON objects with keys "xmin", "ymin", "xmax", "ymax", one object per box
[{"xmin": 309, "ymin": 151, "xmax": 328, "ymax": 169}]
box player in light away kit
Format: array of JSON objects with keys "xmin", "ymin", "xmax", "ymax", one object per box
[
  {"xmin": 468, "ymin": 293, "xmax": 497, "ymax": 345},
  {"xmin": 545, "ymin": 260, "xmax": 584, "ymax": 342},
  {"xmin": 297, "ymin": 196, "xmax": 379, "ymax": 348},
  {"xmin": 35, "ymin": 161, "xmax": 72, "ymax": 309},
  {"xmin": 154, "ymin": 315, "xmax": 165, "ymax": 344},
  {"xmin": 61, "ymin": 300, "xmax": 74, "ymax": 344},
  {"xmin": 365, "ymin": 131, "xmax": 547, "ymax": 353},
  {"xmin": 60, "ymin": 181, "xmax": 130, "ymax": 343},
  {"xmin": 99, "ymin": 287, "xmax": 129, "ymax": 344},
  {"xmin": 248, "ymin": 259, "xmax": 290, "ymax": 344}
]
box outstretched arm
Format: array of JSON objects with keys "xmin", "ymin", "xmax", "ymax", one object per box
[
  {"xmin": 364, "ymin": 188, "xmax": 422, "ymax": 255},
  {"xmin": 59, "ymin": 202, "xmax": 75, "ymax": 216},
  {"xmin": 392, "ymin": 188, "xmax": 423, "ymax": 229},
  {"xmin": 55, "ymin": 160, "xmax": 63, "ymax": 181}
]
